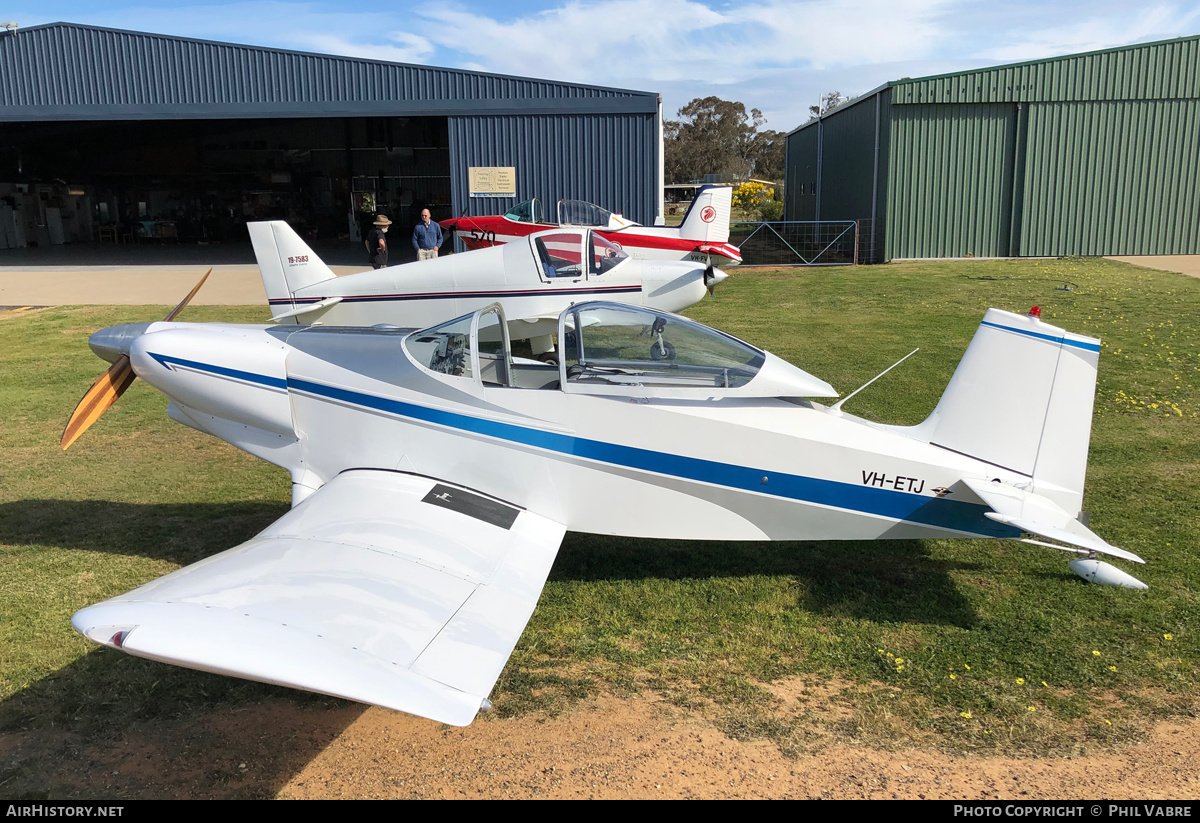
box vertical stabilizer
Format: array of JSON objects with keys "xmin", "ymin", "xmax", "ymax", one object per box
[
  {"xmin": 678, "ymin": 185, "xmax": 732, "ymax": 244},
  {"xmin": 914, "ymin": 308, "xmax": 1100, "ymax": 513},
  {"xmin": 248, "ymin": 221, "xmax": 337, "ymax": 307}
]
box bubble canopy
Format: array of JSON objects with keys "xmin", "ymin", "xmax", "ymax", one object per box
[
  {"xmin": 558, "ymin": 302, "xmax": 838, "ymax": 399},
  {"xmin": 403, "ymin": 301, "xmax": 838, "ymax": 399}
]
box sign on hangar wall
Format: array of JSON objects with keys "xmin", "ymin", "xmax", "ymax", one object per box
[{"xmin": 468, "ymin": 167, "xmax": 517, "ymax": 198}]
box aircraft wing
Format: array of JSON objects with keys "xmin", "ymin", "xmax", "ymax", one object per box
[
  {"xmin": 961, "ymin": 477, "xmax": 1143, "ymax": 564},
  {"xmin": 72, "ymin": 471, "xmax": 565, "ymax": 726}
]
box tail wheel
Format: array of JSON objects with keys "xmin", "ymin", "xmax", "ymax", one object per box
[{"xmin": 650, "ymin": 341, "xmax": 676, "ymax": 361}]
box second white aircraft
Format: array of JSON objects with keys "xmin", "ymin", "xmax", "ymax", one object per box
[{"xmin": 250, "ymin": 221, "xmax": 728, "ymax": 358}]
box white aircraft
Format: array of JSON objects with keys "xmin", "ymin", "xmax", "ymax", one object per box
[
  {"xmin": 61, "ymin": 280, "xmax": 1146, "ymax": 727},
  {"xmin": 250, "ymin": 221, "xmax": 728, "ymax": 359}
]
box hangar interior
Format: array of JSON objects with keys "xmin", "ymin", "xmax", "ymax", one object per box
[
  {"xmin": 0, "ymin": 116, "xmax": 450, "ymax": 250},
  {"xmin": 0, "ymin": 22, "xmax": 661, "ymax": 260}
]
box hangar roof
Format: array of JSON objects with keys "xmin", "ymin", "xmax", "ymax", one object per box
[
  {"xmin": 788, "ymin": 32, "xmax": 1200, "ymax": 135},
  {"xmin": 0, "ymin": 22, "xmax": 660, "ymax": 121},
  {"xmin": 889, "ymin": 33, "xmax": 1200, "ymax": 105}
]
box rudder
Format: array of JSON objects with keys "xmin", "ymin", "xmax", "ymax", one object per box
[
  {"xmin": 678, "ymin": 185, "xmax": 732, "ymax": 244},
  {"xmin": 248, "ymin": 221, "xmax": 337, "ymax": 306},
  {"xmin": 912, "ymin": 308, "xmax": 1100, "ymax": 513}
]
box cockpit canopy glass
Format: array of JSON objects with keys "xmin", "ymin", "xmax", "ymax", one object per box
[
  {"xmin": 404, "ymin": 314, "xmax": 474, "ymax": 378},
  {"xmin": 590, "ymin": 233, "xmax": 627, "ymax": 275},
  {"xmin": 558, "ymin": 199, "xmax": 614, "ymax": 227},
  {"xmin": 562, "ymin": 303, "xmax": 765, "ymax": 391},
  {"xmin": 404, "ymin": 304, "xmax": 511, "ymax": 387},
  {"xmin": 533, "ymin": 231, "xmax": 586, "ymax": 279},
  {"xmin": 504, "ymin": 199, "xmax": 545, "ymax": 224}
]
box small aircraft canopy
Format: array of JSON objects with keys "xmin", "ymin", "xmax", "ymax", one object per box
[
  {"xmin": 405, "ymin": 313, "xmax": 474, "ymax": 377},
  {"xmin": 558, "ymin": 199, "xmax": 638, "ymax": 229},
  {"xmin": 504, "ymin": 199, "xmax": 546, "ymax": 224},
  {"xmin": 559, "ymin": 302, "xmax": 763, "ymax": 396},
  {"xmin": 403, "ymin": 303, "xmax": 511, "ymax": 387},
  {"xmin": 530, "ymin": 229, "xmax": 627, "ymax": 280},
  {"xmin": 590, "ymin": 233, "xmax": 627, "ymax": 275},
  {"xmin": 533, "ymin": 231, "xmax": 588, "ymax": 279},
  {"xmin": 558, "ymin": 302, "xmax": 838, "ymax": 399}
]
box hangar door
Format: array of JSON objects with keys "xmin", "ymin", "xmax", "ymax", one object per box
[{"xmin": 885, "ymin": 103, "xmax": 1018, "ymax": 260}]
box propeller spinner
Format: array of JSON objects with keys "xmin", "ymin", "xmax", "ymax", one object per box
[
  {"xmin": 60, "ymin": 269, "xmax": 211, "ymax": 450},
  {"xmin": 703, "ymin": 262, "xmax": 728, "ymax": 296}
]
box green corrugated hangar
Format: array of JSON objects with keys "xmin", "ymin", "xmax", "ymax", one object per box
[{"xmin": 785, "ymin": 35, "xmax": 1200, "ymax": 262}]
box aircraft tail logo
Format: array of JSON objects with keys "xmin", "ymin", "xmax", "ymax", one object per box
[{"xmin": 678, "ymin": 185, "xmax": 732, "ymax": 244}]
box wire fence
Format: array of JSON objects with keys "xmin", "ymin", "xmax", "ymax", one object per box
[{"xmin": 730, "ymin": 219, "xmax": 879, "ymax": 266}]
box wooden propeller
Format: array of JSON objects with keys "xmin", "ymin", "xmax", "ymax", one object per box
[{"xmin": 60, "ymin": 269, "xmax": 211, "ymax": 450}]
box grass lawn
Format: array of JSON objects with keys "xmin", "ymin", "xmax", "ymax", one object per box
[{"xmin": 0, "ymin": 257, "xmax": 1196, "ymax": 768}]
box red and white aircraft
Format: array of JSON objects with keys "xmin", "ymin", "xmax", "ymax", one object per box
[{"xmin": 441, "ymin": 185, "xmax": 742, "ymax": 267}]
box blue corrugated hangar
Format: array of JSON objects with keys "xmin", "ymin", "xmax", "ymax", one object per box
[{"xmin": 0, "ymin": 22, "xmax": 662, "ymax": 252}]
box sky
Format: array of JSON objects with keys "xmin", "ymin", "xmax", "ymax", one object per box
[{"xmin": 7, "ymin": 0, "xmax": 1200, "ymax": 131}]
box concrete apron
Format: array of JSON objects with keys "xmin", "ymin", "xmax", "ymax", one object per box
[
  {"xmin": 1106, "ymin": 256, "xmax": 1200, "ymax": 279},
  {"xmin": 0, "ymin": 264, "xmax": 364, "ymax": 306}
]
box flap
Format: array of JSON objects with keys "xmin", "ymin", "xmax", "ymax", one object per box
[
  {"xmin": 72, "ymin": 471, "xmax": 565, "ymax": 726},
  {"xmin": 961, "ymin": 477, "xmax": 1143, "ymax": 564}
]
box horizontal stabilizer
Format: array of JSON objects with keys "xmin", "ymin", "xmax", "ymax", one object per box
[
  {"xmin": 698, "ymin": 243, "xmax": 742, "ymax": 264},
  {"xmin": 73, "ymin": 471, "xmax": 566, "ymax": 725},
  {"xmin": 962, "ymin": 478, "xmax": 1143, "ymax": 564},
  {"xmin": 271, "ymin": 295, "xmax": 342, "ymax": 322}
]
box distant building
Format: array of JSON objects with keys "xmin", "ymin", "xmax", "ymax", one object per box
[{"xmin": 785, "ymin": 35, "xmax": 1200, "ymax": 261}]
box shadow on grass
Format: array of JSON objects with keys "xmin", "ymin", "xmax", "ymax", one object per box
[
  {"xmin": 0, "ymin": 648, "xmax": 367, "ymax": 799},
  {"xmin": 555, "ymin": 533, "xmax": 981, "ymax": 627},
  {"xmin": 1, "ymin": 499, "xmax": 982, "ymax": 629},
  {"xmin": 0, "ymin": 499, "xmax": 288, "ymax": 567}
]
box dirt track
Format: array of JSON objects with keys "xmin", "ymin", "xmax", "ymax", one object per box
[{"xmin": 18, "ymin": 694, "xmax": 1199, "ymax": 799}]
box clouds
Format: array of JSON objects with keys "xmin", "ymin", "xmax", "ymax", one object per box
[
  {"xmin": 294, "ymin": 31, "xmax": 436, "ymax": 65},
  {"xmin": 736, "ymin": 0, "xmax": 954, "ymax": 70},
  {"xmin": 974, "ymin": 3, "xmax": 1200, "ymax": 62},
  {"xmin": 411, "ymin": 0, "xmax": 957, "ymax": 86},
  {"xmin": 10, "ymin": 0, "xmax": 1200, "ymax": 129},
  {"xmin": 416, "ymin": 0, "xmax": 729, "ymax": 84}
]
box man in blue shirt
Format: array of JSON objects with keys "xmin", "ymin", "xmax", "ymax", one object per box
[{"xmin": 412, "ymin": 209, "xmax": 443, "ymax": 260}]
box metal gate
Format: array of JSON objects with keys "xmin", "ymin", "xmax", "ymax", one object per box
[{"xmin": 729, "ymin": 219, "xmax": 876, "ymax": 266}]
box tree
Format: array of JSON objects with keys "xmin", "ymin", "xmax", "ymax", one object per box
[
  {"xmin": 808, "ymin": 91, "xmax": 845, "ymax": 118},
  {"xmin": 664, "ymin": 97, "xmax": 776, "ymax": 184},
  {"xmin": 746, "ymin": 128, "xmax": 785, "ymax": 183}
]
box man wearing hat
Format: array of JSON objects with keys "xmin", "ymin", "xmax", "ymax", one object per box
[
  {"xmin": 365, "ymin": 214, "xmax": 391, "ymax": 269},
  {"xmin": 412, "ymin": 208, "xmax": 443, "ymax": 261}
]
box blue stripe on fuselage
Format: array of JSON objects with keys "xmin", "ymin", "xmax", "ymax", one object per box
[
  {"xmin": 145, "ymin": 350, "xmax": 1015, "ymax": 538},
  {"xmin": 285, "ymin": 378, "xmax": 1015, "ymax": 539},
  {"xmin": 148, "ymin": 353, "xmax": 288, "ymax": 389}
]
